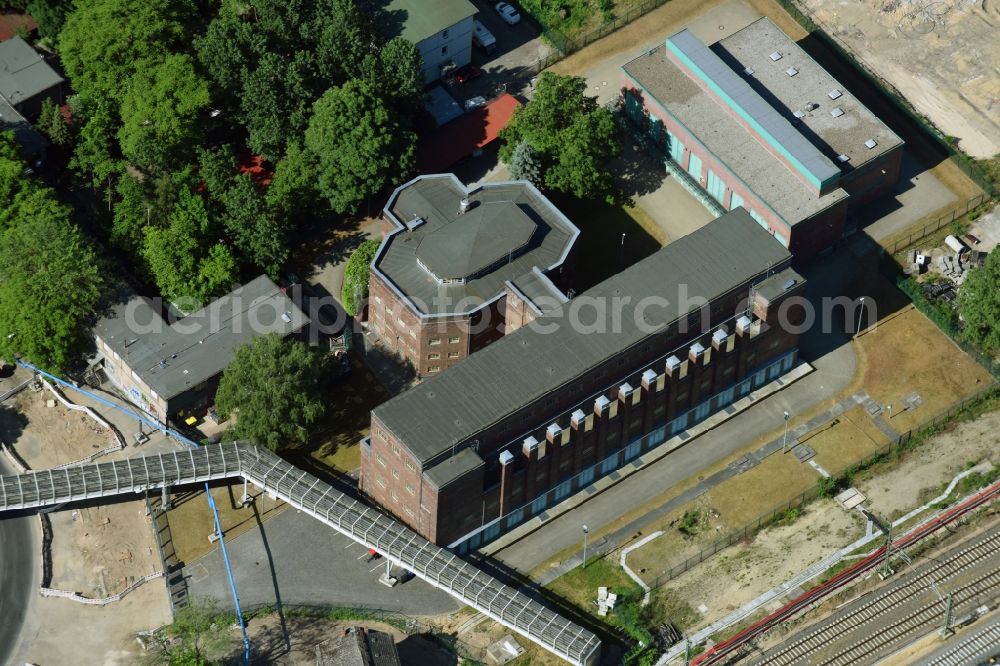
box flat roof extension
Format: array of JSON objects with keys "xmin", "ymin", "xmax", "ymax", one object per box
[{"xmin": 374, "ymin": 208, "xmax": 791, "ymax": 464}]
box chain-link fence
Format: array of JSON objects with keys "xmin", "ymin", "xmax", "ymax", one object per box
[
  {"xmin": 643, "ymin": 383, "xmax": 998, "ymax": 589},
  {"xmin": 882, "ymin": 192, "xmax": 991, "ymax": 256},
  {"xmin": 534, "ymin": 0, "xmax": 674, "ymax": 55}
]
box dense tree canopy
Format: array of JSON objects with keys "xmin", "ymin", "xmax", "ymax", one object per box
[
  {"xmin": 215, "ymin": 334, "xmax": 328, "ymax": 451},
  {"xmin": 958, "ymin": 247, "xmax": 1000, "ymax": 352},
  {"xmin": 500, "ymin": 73, "xmax": 621, "ymax": 202},
  {"xmin": 118, "ymin": 54, "xmax": 210, "ymax": 171},
  {"xmin": 0, "ymin": 209, "xmax": 104, "ymax": 370},
  {"xmin": 305, "ymin": 80, "xmax": 415, "ymax": 214}
]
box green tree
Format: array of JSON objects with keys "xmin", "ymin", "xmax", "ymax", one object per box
[
  {"xmin": 958, "ymin": 247, "xmax": 1000, "ymax": 352},
  {"xmin": 267, "ymin": 141, "xmax": 319, "ymax": 219},
  {"xmin": 58, "ymin": 0, "xmax": 190, "ymax": 104},
  {"xmin": 67, "ymin": 97, "xmax": 123, "ymax": 189},
  {"xmin": 142, "ymin": 189, "xmax": 237, "ymax": 307},
  {"xmin": 341, "ymin": 239, "xmax": 379, "ymax": 317},
  {"xmin": 36, "ymin": 98, "xmax": 72, "ymax": 147},
  {"xmin": 215, "ymin": 334, "xmax": 327, "ymax": 451},
  {"xmin": 0, "ymin": 214, "xmax": 104, "ymax": 369},
  {"xmin": 27, "ymin": 0, "xmax": 71, "ymax": 39},
  {"xmin": 196, "ymin": 144, "xmax": 239, "ymax": 202},
  {"xmin": 0, "ymin": 132, "xmax": 69, "ymax": 229},
  {"xmin": 372, "ymin": 37, "xmax": 424, "ymax": 108},
  {"xmin": 305, "ymin": 80, "xmax": 415, "ymax": 214},
  {"xmin": 508, "ymin": 141, "xmax": 542, "ymax": 186},
  {"xmin": 220, "ymin": 174, "xmax": 288, "ymax": 278},
  {"xmin": 499, "ymin": 72, "xmax": 621, "ymax": 202},
  {"xmin": 110, "ymin": 173, "xmax": 150, "ymax": 256},
  {"xmin": 118, "ymin": 54, "xmax": 210, "ymax": 171},
  {"xmin": 239, "ymin": 50, "xmax": 314, "ymax": 159}
]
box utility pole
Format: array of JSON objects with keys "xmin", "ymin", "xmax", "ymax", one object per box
[{"xmin": 862, "ymin": 507, "xmax": 894, "ymax": 578}]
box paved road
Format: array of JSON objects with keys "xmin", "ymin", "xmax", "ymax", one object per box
[
  {"xmin": 493, "ymin": 248, "xmax": 862, "ymax": 573},
  {"xmin": 0, "ymin": 458, "xmax": 38, "ymax": 665},
  {"xmin": 185, "ymin": 503, "xmax": 459, "ymax": 617}
]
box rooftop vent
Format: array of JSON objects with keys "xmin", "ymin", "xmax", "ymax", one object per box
[
  {"xmin": 782, "ymin": 278, "xmax": 797, "ymax": 290},
  {"xmin": 405, "ymin": 214, "xmax": 425, "ymax": 231},
  {"xmin": 837, "ymin": 154, "xmax": 850, "ymax": 163},
  {"xmin": 865, "ymin": 138, "xmax": 878, "ymax": 149},
  {"xmin": 280, "ymin": 313, "xmax": 292, "ymax": 323},
  {"xmin": 743, "ymin": 66, "xmax": 754, "ymax": 75},
  {"xmin": 830, "ymin": 107, "xmax": 844, "ymax": 118},
  {"xmin": 666, "ymin": 355, "xmax": 681, "ymax": 370},
  {"xmin": 785, "ymin": 67, "xmax": 798, "ymax": 77},
  {"xmin": 828, "ymin": 89, "xmax": 843, "ymax": 100},
  {"xmin": 499, "ymin": 450, "xmax": 514, "ymax": 465},
  {"xmin": 712, "ymin": 329, "xmax": 728, "ymax": 344},
  {"xmin": 769, "ymin": 51, "xmax": 782, "ymax": 61},
  {"xmin": 793, "ymin": 110, "xmax": 805, "ymax": 119},
  {"xmin": 805, "ymin": 102, "xmax": 819, "ymax": 112},
  {"xmin": 458, "ymin": 198, "xmax": 471, "ymax": 214},
  {"xmin": 690, "ymin": 342, "xmax": 705, "ymax": 356}
]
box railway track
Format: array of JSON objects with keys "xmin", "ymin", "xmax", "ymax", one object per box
[
  {"xmin": 924, "ymin": 619, "xmax": 1000, "ymax": 666},
  {"xmin": 755, "ymin": 529, "xmax": 1000, "ymax": 665},
  {"xmin": 821, "ymin": 567, "xmax": 1000, "ymax": 666}
]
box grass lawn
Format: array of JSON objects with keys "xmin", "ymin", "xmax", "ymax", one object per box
[
  {"xmin": 306, "ymin": 356, "xmax": 391, "ymax": 474},
  {"xmin": 545, "ymin": 557, "xmax": 642, "ymax": 621},
  {"xmin": 551, "ymin": 193, "xmax": 661, "ymax": 291},
  {"xmin": 167, "ymin": 483, "xmax": 287, "ymax": 565}
]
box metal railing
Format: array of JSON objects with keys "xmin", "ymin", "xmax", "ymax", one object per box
[
  {"xmin": 881, "ymin": 192, "xmax": 991, "ymax": 255},
  {"xmin": 0, "ymin": 442, "xmax": 601, "ymax": 666}
]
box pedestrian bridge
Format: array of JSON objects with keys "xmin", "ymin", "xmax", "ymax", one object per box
[{"xmin": 0, "ymin": 442, "xmax": 600, "ymax": 666}]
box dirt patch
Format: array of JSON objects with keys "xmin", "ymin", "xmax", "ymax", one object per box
[
  {"xmin": 798, "ymin": 0, "xmax": 1000, "ymax": 159},
  {"xmin": 8, "ymin": 387, "xmax": 116, "ymax": 469},
  {"xmin": 857, "ymin": 407, "xmax": 1000, "ymax": 518},
  {"xmin": 809, "ymin": 405, "xmax": 891, "ymax": 474},
  {"xmin": 656, "ymin": 499, "xmax": 863, "ymax": 627}
]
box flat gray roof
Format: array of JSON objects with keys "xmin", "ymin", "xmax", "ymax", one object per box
[
  {"xmin": 624, "ymin": 46, "xmax": 848, "ymax": 226},
  {"xmin": 0, "ymin": 37, "xmax": 62, "ymax": 106},
  {"xmin": 424, "ymin": 447, "xmax": 485, "ymax": 489},
  {"xmin": 716, "ymin": 18, "xmax": 902, "ymax": 169},
  {"xmin": 94, "ymin": 275, "xmax": 309, "ymax": 401},
  {"xmin": 374, "ymin": 175, "xmax": 578, "ymax": 317},
  {"xmin": 667, "ymin": 29, "xmax": 841, "ymax": 191},
  {"xmin": 374, "ymin": 209, "xmax": 791, "ymax": 464},
  {"xmin": 508, "ymin": 268, "xmax": 568, "ymax": 316},
  {"xmin": 753, "ymin": 266, "xmax": 803, "ymax": 304},
  {"xmin": 383, "ymin": 0, "xmax": 476, "ymax": 44}
]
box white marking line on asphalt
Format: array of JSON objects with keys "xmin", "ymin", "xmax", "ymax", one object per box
[
  {"xmin": 809, "ymin": 459, "xmax": 831, "ymax": 478},
  {"xmin": 370, "ymin": 562, "xmax": 384, "ymax": 573}
]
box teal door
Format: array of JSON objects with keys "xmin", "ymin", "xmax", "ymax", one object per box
[
  {"xmin": 687, "ymin": 152, "xmax": 703, "ymax": 181},
  {"xmin": 730, "ymin": 192, "xmax": 744, "ymax": 211},
  {"xmin": 667, "ymin": 130, "xmax": 684, "ymax": 163}
]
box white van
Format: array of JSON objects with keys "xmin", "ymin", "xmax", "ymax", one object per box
[{"xmin": 473, "ymin": 20, "xmax": 497, "ymax": 55}]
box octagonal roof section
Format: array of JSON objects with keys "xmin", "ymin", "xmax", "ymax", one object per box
[
  {"xmin": 415, "ymin": 201, "xmax": 537, "ymax": 282},
  {"xmin": 374, "ymin": 175, "xmax": 579, "ymax": 318}
]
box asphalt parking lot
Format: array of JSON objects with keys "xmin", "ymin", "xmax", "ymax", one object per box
[{"xmin": 184, "ymin": 504, "xmax": 459, "ymax": 616}]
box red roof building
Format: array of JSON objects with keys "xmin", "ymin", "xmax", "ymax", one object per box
[{"xmin": 417, "ymin": 93, "xmax": 521, "ymax": 173}]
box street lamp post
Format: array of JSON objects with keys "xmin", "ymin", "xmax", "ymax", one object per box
[
  {"xmin": 582, "ymin": 525, "xmax": 589, "ymax": 568},
  {"xmin": 855, "ymin": 297, "xmax": 866, "ymax": 336},
  {"xmin": 782, "ymin": 410, "xmax": 791, "ymax": 452}
]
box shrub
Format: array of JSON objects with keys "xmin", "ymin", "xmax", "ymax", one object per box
[{"xmin": 341, "ymin": 239, "xmax": 379, "ymax": 317}]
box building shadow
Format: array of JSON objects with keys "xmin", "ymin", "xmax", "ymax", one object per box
[{"xmin": 248, "ymin": 497, "xmax": 291, "ymax": 659}]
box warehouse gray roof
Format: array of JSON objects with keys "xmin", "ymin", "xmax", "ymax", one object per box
[
  {"xmin": 373, "ymin": 209, "xmax": 791, "ymax": 464},
  {"xmin": 0, "ymin": 37, "xmax": 62, "ymax": 107},
  {"xmin": 754, "ymin": 267, "xmax": 804, "ymax": 305},
  {"xmin": 667, "ymin": 29, "xmax": 840, "ymax": 191},
  {"xmin": 374, "ymin": 175, "xmax": 578, "ymax": 317},
  {"xmin": 424, "ymin": 447, "xmax": 485, "ymax": 489},
  {"xmin": 624, "ymin": 46, "xmax": 848, "ymax": 225},
  {"xmin": 508, "ymin": 268, "xmax": 568, "ymax": 316},
  {"xmin": 716, "ymin": 18, "xmax": 901, "ymax": 168},
  {"xmin": 384, "ymin": 0, "xmax": 476, "ymax": 44},
  {"xmin": 94, "ymin": 275, "xmax": 309, "ymax": 401}
]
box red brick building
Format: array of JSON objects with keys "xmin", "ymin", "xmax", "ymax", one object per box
[
  {"xmin": 367, "ymin": 174, "xmax": 579, "ymax": 377},
  {"xmin": 621, "ymin": 18, "xmax": 903, "ymax": 258},
  {"xmin": 361, "ymin": 209, "xmax": 806, "ymax": 549}
]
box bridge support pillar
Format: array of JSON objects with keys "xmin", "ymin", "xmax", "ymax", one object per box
[
  {"xmin": 241, "ymin": 478, "xmax": 250, "ymax": 506},
  {"xmin": 161, "ymin": 484, "xmax": 171, "ymax": 512}
]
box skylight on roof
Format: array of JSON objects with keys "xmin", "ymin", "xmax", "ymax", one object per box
[
  {"xmin": 786, "ymin": 67, "xmax": 798, "ymax": 77},
  {"xmin": 837, "ymin": 154, "xmax": 850, "ymax": 163},
  {"xmin": 793, "ymin": 110, "xmax": 804, "ymax": 119},
  {"xmin": 828, "ymin": 89, "xmax": 843, "ymax": 100},
  {"xmin": 743, "ymin": 66, "xmax": 754, "ymax": 76},
  {"xmin": 770, "ymin": 51, "xmax": 782, "ymax": 61},
  {"xmin": 865, "ymin": 138, "xmax": 878, "ymax": 149},
  {"xmin": 830, "ymin": 107, "xmax": 844, "ymax": 118}
]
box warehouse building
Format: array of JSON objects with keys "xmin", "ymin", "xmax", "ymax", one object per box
[
  {"xmin": 94, "ymin": 276, "xmax": 309, "ymax": 424},
  {"xmin": 367, "ymin": 174, "xmax": 579, "ymax": 377},
  {"xmin": 621, "ymin": 17, "xmax": 903, "ymax": 257},
  {"xmin": 361, "ymin": 209, "xmax": 805, "ymax": 548}
]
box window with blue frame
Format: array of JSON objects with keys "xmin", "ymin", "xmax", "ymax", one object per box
[
  {"xmin": 739, "ymin": 378, "xmax": 752, "ymax": 396},
  {"xmin": 671, "ymin": 411, "xmax": 689, "ymax": 435},
  {"xmin": 694, "ymin": 400, "xmax": 711, "ymax": 423},
  {"xmin": 648, "ymin": 425, "xmax": 667, "ymax": 448},
  {"xmin": 767, "ymin": 361, "xmax": 782, "ymax": 381},
  {"xmin": 625, "ymin": 91, "xmax": 643, "ymax": 125},
  {"xmin": 667, "ymin": 130, "xmax": 684, "ymax": 163},
  {"xmin": 754, "ymin": 368, "xmax": 767, "ymax": 387},
  {"xmin": 782, "ymin": 353, "xmax": 795, "ymax": 371},
  {"xmin": 600, "ymin": 453, "xmax": 619, "ymax": 475},
  {"xmin": 706, "ymin": 169, "xmax": 726, "ymax": 203},
  {"xmin": 718, "ymin": 386, "xmax": 735, "ymax": 407},
  {"xmin": 506, "ymin": 507, "xmax": 525, "ymax": 528},
  {"xmin": 531, "ymin": 494, "xmax": 548, "ymax": 515},
  {"xmin": 730, "ymin": 192, "xmax": 744, "ymax": 211},
  {"xmin": 749, "ymin": 209, "xmax": 768, "ymax": 230},
  {"xmin": 579, "ymin": 465, "xmax": 596, "ymax": 487},
  {"xmin": 624, "ymin": 438, "xmax": 641, "ymax": 461},
  {"xmin": 648, "ymin": 116, "xmax": 664, "ymax": 150},
  {"xmin": 554, "ymin": 479, "xmax": 572, "ymax": 502},
  {"xmin": 484, "ymin": 521, "xmax": 501, "ymax": 541}
]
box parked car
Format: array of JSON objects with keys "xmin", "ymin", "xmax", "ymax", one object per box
[
  {"xmin": 495, "ymin": 2, "xmax": 521, "ymax": 25},
  {"xmin": 464, "ymin": 96, "xmax": 487, "ymax": 111},
  {"xmin": 454, "ymin": 64, "xmax": 481, "ymax": 84},
  {"xmin": 473, "ymin": 20, "xmax": 497, "ymax": 54}
]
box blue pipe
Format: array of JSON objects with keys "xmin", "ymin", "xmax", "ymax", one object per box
[{"xmin": 15, "ymin": 360, "xmax": 251, "ymax": 664}]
